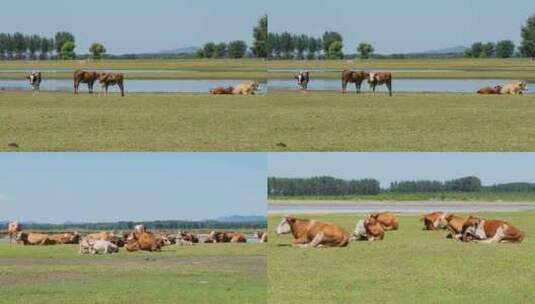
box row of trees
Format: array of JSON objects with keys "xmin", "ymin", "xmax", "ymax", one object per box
[
  {"xmin": 464, "ymin": 40, "xmax": 516, "ymax": 58},
  {"xmin": 269, "ymin": 176, "xmax": 535, "ymax": 197},
  {"xmin": 267, "ymin": 31, "xmax": 344, "ymax": 59},
  {"xmin": 197, "ymin": 40, "xmax": 248, "ymax": 58},
  {"xmin": 268, "ymin": 176, "xmax": 381, "ymax": 196}
]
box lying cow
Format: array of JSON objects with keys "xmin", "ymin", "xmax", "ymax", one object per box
[
  {"xmin": 275, "ymin": 216, "xmax": 350, "ymax": 248},
  {"xmin": 368, "ymin": 72, "xmax": 393, "ymax": 96},
  {"xmin": 126, "ymin": 231, "xmax": 162, "ymax": 252},
  {"xmin": 421, "ymin": 212, "xmax": 449, "ymax": 230},
  {"xmin": 444, "ymin": 214, "xmax": 469, "ymax": 240},
  {"xmin": 501, "ymin": 81, "xmax": 528, "ymax": 95},
  {"xmin": 210, "ymin": 86, "xmax": 234, "ymax": 95},
  {"xmin": 256, "ymin": 231, "xmax": 268, "ymax": 243},
  {"xmin": 369, "ymin": 212, "xmax": 399, "ymax": 231},
  {"xmin": 341, "ymin": 70, "xmax": 369, "ymax": 94},
  {"xmin": 85, "ymin": 231, "xmax": 124, "ymax": 247},
  {"xmin": 209, "ymin": 231, "xmax": 247, "ymax": 243},
  {"xmin": 461, "ymin": 216, "xmax": 524, "ymax": 244},
  {"xmin": 352, "ymin": 215, "xmax": 385, "ymax": 241},
  {"xmin": 295, "ymin": 71, "xmax": 310, "ymax": 90},
  {"xmin": 80, "ymin": 238, "xmax": 119, "ymax": 254},
  {"xmin": 477, "ymin": 85, "xmax": 502, "ymax": 95},
  {"xmin": 233, "ymin": 81, "xmax": 260, "ymax": 95},
  {"xmin": 16, "ymin": 232, "xmax": 56, "ymax": 246},
  {"xmin": 74, "ymin": 70, "xmax": 99, "ymax": 94},
  {"xmin": 49, "ymin": 232, "xmax": 80, "ymax": 244},
  {"xmin": 26, "ymin": 71, "xmax": 42, "ymax": 91},
  {"xmin": 99, "ymin": 73, "xmax": 125, "ymax": 97}
]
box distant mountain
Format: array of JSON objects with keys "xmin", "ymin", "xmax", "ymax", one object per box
[
  {"xmin": 424, "ymin": 46, "xmax": 467, "ymax": 54},
  {"xmin": 158, "ymin": 46, "xmax": 200, "ymax": 55},
  {"xmin": 215, "ymin": 215, "xmax": 266, "ymax": 223}
]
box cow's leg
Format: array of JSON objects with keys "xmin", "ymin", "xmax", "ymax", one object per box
[
  {"xmin": 298, "ymin": 232, "xmax": 324, "ymax": 248},
  {"xmin": 74, "ymin": 81, "xmax": 79, "ymax": 94},
  {"xmin": 292, "ymin": 237, "xmax": 309, "ymax": 247},
  {"xmin": 479, "ymin": 226, "xmax": 506, "ymax": 244},
  {"xmin": 342, "ymin": 81, "xmax": 347, "ymax": 93},
  {"xmin": 387, "ymin": 80, "xmax": 392, "ymax": 97},
  {"xmin": 118, "ymin": 82, "xmax": 125, "ymax": 97},
  {"xmin": 355, "ymin": 82, "xmax": 360, "ymax": 94}
]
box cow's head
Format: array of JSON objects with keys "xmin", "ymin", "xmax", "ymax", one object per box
[
  {"xmin": 16, "ymin": 232, "xmax": 28, "ymax": 242},
  {"xmin": 275, "ymin": 216, "xmax": 294, "ymax": 235}
]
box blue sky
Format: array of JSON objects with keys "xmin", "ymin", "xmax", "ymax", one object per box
[
  {"xmin": 268, "ymin": 0, "xmax": 535, "ymax": 53},
  {"xmin": 269, "ymin": 153, "xmax": 535, "ymax": 188},
  {"xmin": 0, "ymin": 0, "xmax": 266, "ymax": 54},
  {"xmin": 0, "ymin": 153, "xmax": 267, "ymax": 223}
]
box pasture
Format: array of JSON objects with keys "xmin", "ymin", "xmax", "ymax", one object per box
[
  {"xmin": 0, "ymin": 242, "xmax": 266, "ymax": 304},
  {"xmin": 268, "ymin": 212, "xmax": 535, "ymax": 304}
]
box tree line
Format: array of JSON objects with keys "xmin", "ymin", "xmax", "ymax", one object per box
[{"xmin": 268, "ymin": 176, "xmax": 535, "ymax": 197}]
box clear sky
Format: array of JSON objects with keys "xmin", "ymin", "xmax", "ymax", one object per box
[
  {"xmin": 0, "ymin": 0, "xmax": 266, "ymax": 54},
  {"xmin": 0, "ymin": 153, "xmax": 267, "ymax": 224},
  {"xmin": 269, "ymin": 153, "xmax": 535, "ymax": 188},
  {"xmin": 268, "ymin": 0, "xmax": 535, "ymax": 54}
]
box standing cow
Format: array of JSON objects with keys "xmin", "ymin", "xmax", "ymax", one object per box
[
  {"xmin": 26, "ymin": 71, "xmax": 42, "ymax": 91},
  {"xmin": 74, "ymin": 70, "xmax": 99, "ymax": 94},
  {"xmin": 368, "ymin": 72, "xmax": 393, "ymax": 96},
  {"xmin": 98, "ymin": 72, "xmax": 125, "ymax": 97},
  {"xmin": 341, "ymin": 70, "xmax": 369, "ymax": 94},
  {"xmin": 294, "ymin": 71, "xmax": 310, "ymax": 90},
  {"xmin": 7, "ymin": 222, "xmax": 21, "ymax": 243}
]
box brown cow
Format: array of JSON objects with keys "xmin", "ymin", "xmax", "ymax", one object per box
[
  {"xmin": 126, "ymin": 231, "xmax": 162, "ymax": 252},
  {"xmin": 74, "ymin": 70, "xmax": 99, "ymax": 94},
  {"xmin": 421, "ymin": 212, "xmax": 448, "ymax": 230},
  {"xmin": 209, "ymin": 231, "xmax": 247, "ymax": 243},
  {"xmin": 368, "ymin": 72, "xmax": 393, "ymax": 96},
  {"xmin": 16, "ymin": 232, "xmax": 57, "ymax": 246},
  {"xmin": 352, "ymin": 215, "xmax": 385, "ymax": 241},
  {"xmin": 444, "ymin": 214, "xmax": 469, "ymax": 240},
  {"xmin": 210, "ymin": 86, "xmax": 234, "ymax": 95},
  {"xmin": 98, "ymin": 73, "xmax": 125, "ymax": 97},
  {"xmin": 461, "ymin": 216, "xmax": 524, "ymax": 243},
  {"xmin": 477, "ymin": 85, "xmax": 502, "ymax": 95},
  {"xmin": 370, "ymin": 212, "xmax": 399, "ymax": 231},
  {"xmin": 7, "ymin": 222, "xmax": 21, "ymax": 243},
  {"xmin": 275, "ymin": 216, "xmax": 350, "ymax": 248},
  {"xmin": 49, "ymin": 232, "xmax": 80, "ymax": 244},
  {"xmin": 341, "ymin": 70, "xmax": 369, "ymax": 94}
]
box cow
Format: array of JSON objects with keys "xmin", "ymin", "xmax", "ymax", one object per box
[
  {"xmin": 477, "ymin": 85, "xmax": 502, "ymax": 95},
  {"xmin": 80, "ymin": 238, "xmax": 119, "ymax": 254},
  {"xmin": 256, "ymin": 231, "xmax": 268, "ymax": 243},
  {"xmin": 275, "ymin": 216, "xmax": 350, "ymax": 248},
  {"xmin": 461, "ymin": 216, "xmax": 524, "ymax": 244},
  {"xmin": 294, "ymin": 71, "xmax": 310, "ymax": 90},
  {"xmin": 352, "ymin": 215, "xmax": 385, "ymax": 241},
  {"xmin": 125, "ymin": 231, "xmax": 162, "ymax": 252},
  {"xmin": 134, "ymin": 224, "xmax": 146, "ymax": 233},
  {"xmin": 209, "ymin": 231, "xmax": 247, "ymax": 243},
  {"xmin": 175, "ymin": 232, "xmax": 199, "ymax": 245},
  {"xmin": 232, "ymin": 81, "xmax": 260, "ymax": 95},
  {"xmin": 501, "ymin": 81, "xmax": 528, "ymax": 95},
  {"xmin": 443, "ymin": 214, "xmax": 469, "ymax": 240},
  {"xmin": 79, "ymin": 238, "xmax": 93, "ymax": 254},
  {"xmin": 26, "ymin": 71, "xmax": 42, "ymax": 91},
  {"xmin": 369, "ymin": 212, "xmax": 399, "ymax": 231},
  {"xmin": 73, "ymin": 70, "xmax": 99, "ymax": 94},
  {"xmin": 368, "ymin": 72, "xmax": 393, "ymax": 96},
  {"xmin": 154, "ymin": 233, "xmax": 172, "ymax": 247},
  {"xmin": 85, "ymin": 231, "xmax": 124, "ymax": 247},
  {"xmin": 421, "ymin": 212, "xmax": 449, "ymax": 230},
  {"xmin": 49, "ymin": 232, "xmax": 80, "ymax": 244},
  {"xmin": 210, "ymin": 86, "xmax": 234, "ymax": 95},
  {"xmin": 198, "ymin": 233, "xmax": 217, "ymax": 244},
  {"xmin": 341, "ymin": 70, "xmax": 369, "ymax": 94},
  {"xmin": 7, "ymin": 222, "xmax": 21, "ymax": 243},
  {"xmin": 16, "ymin": 232, "xmax": 56, "ymax": 246},
  {"xmin": 98, "ymin": 73, "xmax": 125, "ymax": 97}
]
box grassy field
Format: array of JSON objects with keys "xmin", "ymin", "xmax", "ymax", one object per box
[
  {"xmin": 2, "ymin": 91, "xmax": 535, "ymax": 151},
  {"xmin": 0, "ymin": 242, "xmax": 266, "ymax": 304},
  {"xmin": 269, "ymin": 192, "xmax": 535, "ymax": 203},
  {"xmin": 0, "ymin": 59, "xmax": 267, "ymax": 80},
  {"xmin": 268, "ymin": 212, "xmax": 535, "ymax": 304},
  {"xmin": 268, "ymin": 58, "xmax": 535, "ymax": 80}
]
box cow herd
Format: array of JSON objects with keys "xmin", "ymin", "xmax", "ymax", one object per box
[
  {"xmin": 275, "ymin": 212, "xmax": 524, "ymax": 248},
  {"xmin": 25, "ymin": 70, "xmax": 125, "ymax": 96},
  {"xmin": 5, "ymin": 222, "xmax": 267, "ymax": 255}
]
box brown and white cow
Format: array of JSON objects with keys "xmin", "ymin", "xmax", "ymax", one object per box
[
  {"xmin": 341, "ymin": 70, "xmax": 369, "ymax": 94},
  {"xmin": 500, "ymin": 81, "xmax": 528, "ymax": 95},
  {"xmin": 85, "ymin": 231, "xmax": 124, "ymax": 247},
  {"xmin": 49, "ymin": 232, "xmax": 80, "ymax": 244},
  {"xmin": 256, "ymin": 231, "xmax": 268, "ymax": 243},
  {"xmin": 26, "ymin": 71, "xmax": 42, "ymax": 91},
  {"xmin": 74, "ymin": 70, "xmax": 99, "ymax": 94},
  {"xmin": 98, "ymin": 73, "xmax": 125, "ymax": 97},
  {"xmin": 368, "ymin": 72, "xmax": 393, "ymax": 96},
  {"xmin": 7, "ymin": 222, "xmax": 21, "ymax": 243},
  {"xmin": 16, "ymin": 232, "xmax": 57, "ymax": 246},
  {"xmin": 275, "ymin": 216, "xmax": 350, "ymax": 248},
  {"xmin": 477, "ymin": 85, "xmax": 502, "ymax": 95},
  {"xmin": 352, "ymin": 215, "xmax": 385, "ymax": 241},
  {"xmin": 370, "ymin": 212, "xmax": 399, "ymax": 231},
  {"xmin": 461, "ymin": 216, "xmax": 524, "ymax": 244},
  {"xmin": 421, "ymin": 212, "xmax": 449, "ymax": 230},
  {"xmin": 295, "ymin": 71, "xmax": 310, "ymax": 90}
]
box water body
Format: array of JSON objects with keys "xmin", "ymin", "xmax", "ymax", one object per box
[
  {"xmin": 269, "ymin": 79, "xmax": 533, "ymax": 94},
  {"xmin": 0, "ymin": 79, "xmax": 267, "ymax": 94},
  {"xmin": 268, "ymin": 202, "xmax": 535, "ymax": 215}
]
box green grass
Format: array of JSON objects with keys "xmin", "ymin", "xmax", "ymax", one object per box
[
  {"xmin": 268, "ymin": 212, "xmax": 535, "ymax": 304},
  {"xmin": 269, "ymin": 192, "xmax": 535, "ymax": 203},
  {"xmin": 0, "ymin": 243, "xmax": 266, "ymax": 304},
  {"xmin": 268, "ymin": 58, "xmax": 535, "ymax": 80},
  {"xmin": 0, "ymin": 59, "xmax": 267, "ymax": 80}
]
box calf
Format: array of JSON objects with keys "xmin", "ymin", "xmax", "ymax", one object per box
[
  {"xmin": 294, "ymin": 71, "xmax": 310, "ymax": 90},
  {"xmin": 421, "ymin": 212, "xmax": 448, "ymax": 230},
  {"xmin": 74, "ymin": 70, "xmax": 99, "ymax": 94},
  {"xmin": 341, "ymin": 70, "xmax": 369, "ymax": 93},
  {"xmin": 26, "ymin": 71, "xmax": 42, "ymax": 91},
  {"xmin": 98, "ymin": 72, "xmax": 125, "ymax": 97},
  {"xmin": 461, "ymin": 216, "xmax": 524, "ymax": 244},
  {"xmin": 352, "ymin": 215, "xmax": 385, "ymax": 241},
  {"xmin": 275, "ymin": 216, "xmax": 350, "ymax": 248},
  {"xmin": 368, "ymin": 72, "xmax": 393, "ymax": 96}
]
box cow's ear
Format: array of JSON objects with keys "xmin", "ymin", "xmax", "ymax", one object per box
[{"xmin": 286, "ymin": 216, "xmax": 296, "ymax": 223}]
